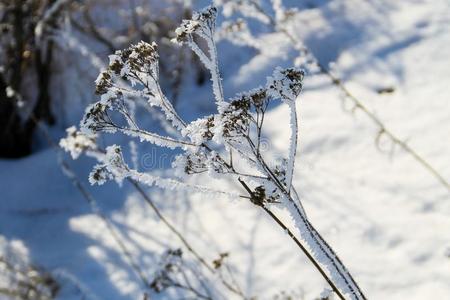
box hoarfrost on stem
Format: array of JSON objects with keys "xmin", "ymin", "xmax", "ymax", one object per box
[{"xmin": 61, "ymin": 3, "xmax": 366, "ymax": 299}]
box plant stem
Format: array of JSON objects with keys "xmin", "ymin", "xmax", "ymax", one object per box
[
  {"xmin": 250, "ymin": 0, "xmax": 449, "ymax": 192},
  {"xmin": 262, "ymin": 206, "xmax": 346, "ymax": 300}
]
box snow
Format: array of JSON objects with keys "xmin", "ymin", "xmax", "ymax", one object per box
[{"xmin": 1, "ymin": 0, "xmax": 450, "ymax": 299}]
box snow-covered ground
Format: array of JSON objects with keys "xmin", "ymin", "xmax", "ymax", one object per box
[{"xmin": 1, "ymin": 0, "xmax": 449, "ymax": 299}]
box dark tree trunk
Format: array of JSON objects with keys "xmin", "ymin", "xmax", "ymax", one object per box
[
  {"xmin": 33, "ymin": 40, "xmax": 55, "ymax": 125},
  {"xmin": 0, "ymin": 0, "xmax": 57, "ymax": 158},
  {"xmin": 0, "ymin": 71, "xmax": 34, "ymax": 158},
  {"xmin": 0, "ymin": 1, "xmax": 34, "ymax": 158}
]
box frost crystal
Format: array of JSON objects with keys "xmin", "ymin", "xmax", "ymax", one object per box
[{"xmin": 181, "ymin": 116, "xmax": 215, "ymax": 144}]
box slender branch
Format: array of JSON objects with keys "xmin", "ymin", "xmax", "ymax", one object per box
[
  {"xmin": 246, "ymin": 0, "xmax": 449, "ymax": 192},
  {"xmin": 206, "ymin": 27, "xmax": 226, "ymax": 109},
  {"xmin": 234, "ymin": 110, "xmax": 365, "ymax": 299},
  {"xmin": 188, "ymin": 40, "xmax": 213, "ymax": 70},
  {"xmin": 117, "ymin": 126, "xmax": 198, "ymax": 148}
]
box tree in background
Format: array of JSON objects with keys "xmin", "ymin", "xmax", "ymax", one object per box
[{"xmin": 0, "ymin": 0, "xmax": 63, "ymax": 158}]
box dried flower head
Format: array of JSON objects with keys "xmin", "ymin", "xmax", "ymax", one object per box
[
  {"xmin": 95, "ymin": 71, "xmax": 113, "ymax": 95},
  {"xmin": 246, "ymin": 87, "xmax": 269, "ymax": 111},
  {"xmin": 89, "ymin": 164, "xmax": 113, "ymax": 185},
  {"xmin": 174, "ymin": 149, "xmax": 225, "ymax": 175},
  {"xmin": 150, "ymin": 249, "xmax": 183, "ymax": 293},
  {"xmin": 93, "ymin": 42, "xmax": 160, "ymax": 97},
  {"xmin": 212, "ymin": 252, "xmax": 229, "ymax": 269},
  {"xmin": 219, "ymin": 87, "xmax": 269, "ymax": 142},
  {"xmin": 221, "ymin": 96, "xmax": 251, "ymax": 141},
  {"xmin": 273, "ymin": 159, "xmax": 288, "ymax": 186},
  {"xmin": 109, "ymin": 41, "xmax": 159, "ymax": 77},
  {"xmin": 267, "ymin": 67, "xmax": 305, "ymax": 102},
  {"xmin": 88, "ymin": 145, "xmax": 129, "ymax": 185},
  {"xmin": 81, "ymin": 102, "xmax": 116, "ymax": 134},
  {"xmin": 172, "ymin": 5, "xmax": 218, "ymax": 44},
  {"xmin": 181, "ymin": 115, "xmax": 215, "ymax": 144}
]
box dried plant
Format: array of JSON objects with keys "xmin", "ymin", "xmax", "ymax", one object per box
[
  {"xmin": 215, "ymin": 0, "xmax": 450, "ymax": 192},
  {"xmin": 68, "ymin": 0, "xmax": 207, "ymax": 105},
  {"xmin": 61, "ymin": 4, "xmax": 367, "ymax": 300},
  {"xmin": 31, "ymin": 102, "xmax": 243, "ymax": 299}
]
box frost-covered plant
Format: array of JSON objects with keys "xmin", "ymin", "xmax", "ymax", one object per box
[
  {"xmin": 69, "ymin": 0, "xmax": 206, "ymax": 104},
  {"xmin": 0, "ymin": 238, "xmax": 59, "ymax": 300},
  {"xmin": 61, "ymin": 4, "xmax": 366, "ymax": 300},
  {"xmin": 216, "ymin": 0, "xmax": 450, "ymax": 192}
]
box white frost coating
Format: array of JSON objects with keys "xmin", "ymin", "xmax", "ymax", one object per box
[
  {"xmin": 59, "ymin": 3, "xmax": 367, "ymax": 297},
  {"xmin": 266, "ymin": 67, "xmax": 304, "ymax": 192},
  {"xmin": 181, "ymin": 117, "xmax": 212, "ymax": 144},
  {"xmin": 172, "ymin": 5, "xmax": 226, "ymax": 112},
  {"xmin": 128, "ymin": 170, "xmax": 240, "ymax": 199},
  {"xmin": 275, "ymin": 196, "xmax": 364, "ymax": 300},
  {"xmin": 206, "ymin": 32, "xmax": 226, "ymax": 111},
  {"xmin": 107, "ymin": 41, "xmax": 186, "ymax": 132},
  {"xmin": 154, "ymin": 83, "xmax": 187, "ymax": 131},
  {"xmin": 285, "ymin": 102, "xmax": 297, "ymax": 192},
  {"xmin": 188, "ymin": 40, "xmax": 213, "ymax": 68},
  {"xmin": 89, "ymin": 164, "xmax": 113, "ymax": 186},
  {"xmin": 119, "ymin": 127, "xmax": 198, "ymax": 151},
  {"xmin": 89, "ymin": 145, "xmax": 238, "ymax": 199}
]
